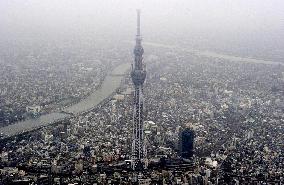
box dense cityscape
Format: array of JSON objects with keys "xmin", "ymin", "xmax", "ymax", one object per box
[
  {"xmin": 1, "ymin": 39, "xmax": 283, "ymax": 184},
  {"xmin": 1, "ymin": 1, "xmax": 284, "ymax": 185},
  {"xmin": 0, "ymin": 40, "xmax": 127, "ymax": 126}
]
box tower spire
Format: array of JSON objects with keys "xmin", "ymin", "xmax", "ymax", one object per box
[{"xmin": 137, "ymin": 9, "xmax": 141, "ymax": 36}]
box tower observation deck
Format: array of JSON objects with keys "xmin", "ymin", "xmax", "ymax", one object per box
[{"xmin": 131, "ymin": 9, "xmax": 147, "ymax": 171}]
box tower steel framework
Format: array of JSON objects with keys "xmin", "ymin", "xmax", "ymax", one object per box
[{"xmin": 131, "ymin": 9, "xmax": 147, "ymax": 171}]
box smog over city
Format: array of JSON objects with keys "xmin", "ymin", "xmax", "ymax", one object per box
[{"xmin": 0, "ymin": 0, "xmax": 283, "ymax": 184}]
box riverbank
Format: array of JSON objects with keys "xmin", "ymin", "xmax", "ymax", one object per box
[{"xmin": 0, "ymin": 62, "xmax": 130, "ymax": 139}]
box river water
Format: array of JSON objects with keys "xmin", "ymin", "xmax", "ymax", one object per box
[
  {"xmin": 0, "ymin": 63, "xmax": 130, "ymax": 138},
  {"xmin": 141, "ymin": 41, "xmax": 284, "ymax": 66}
]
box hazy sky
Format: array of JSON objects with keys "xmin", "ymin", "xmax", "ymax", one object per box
[{"xmin": 0, "ymin": 0, "xmax": 283, "ymax": 59}]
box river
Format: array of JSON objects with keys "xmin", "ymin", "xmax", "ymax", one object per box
[
  {"xmin": 128, "ymin": 41, "xmax": 283, "ymax": 66},
  {"xmin": 0, "ymin": 63, "xmax": 130, "ymax": 138}
]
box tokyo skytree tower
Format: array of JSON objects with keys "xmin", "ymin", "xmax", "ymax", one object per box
[{"xmin": 131, "ymin": 9, "xmax": 147, "ymax": 171}]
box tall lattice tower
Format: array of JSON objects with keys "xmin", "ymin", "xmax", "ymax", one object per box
[{"xmin": 131, "ymin": 9, "xmax": 147, "ymax": 171}]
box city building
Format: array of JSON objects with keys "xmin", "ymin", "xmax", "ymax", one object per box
[{"xmin": 179, "ymin": 127, "xmax": 195, "ymax": 159}]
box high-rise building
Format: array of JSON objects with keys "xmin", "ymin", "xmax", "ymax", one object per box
[
  {"xmin": 179, "ymin": 128, "xmax": 195, "ymax": 159},
  {"xmin": 131, "ymin": 9, "xmax": 147, "ymax": 171}
]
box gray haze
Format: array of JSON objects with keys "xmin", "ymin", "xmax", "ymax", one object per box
[{"xmin": 1, "ymin": 0, "xmax": 283, "ymax": 61}]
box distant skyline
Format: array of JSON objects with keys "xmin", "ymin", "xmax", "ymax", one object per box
[{"xmin": 0, "ymin": 0, "xmax": 283, "ymax": 61}]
